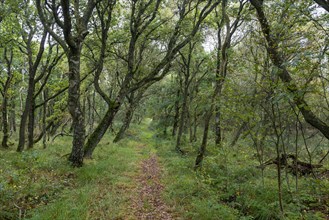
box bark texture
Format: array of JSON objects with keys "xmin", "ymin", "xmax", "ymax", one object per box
[
  {"xmin": 1, "ymin": 48, "xmax": 13, "ymax": 148},
  {"xmin": 67, "ymin": 50, "xmax": 86, "ymax": 166}
]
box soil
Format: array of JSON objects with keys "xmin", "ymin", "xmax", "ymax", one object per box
[{"xmin": 130, "ymin": 153, "xmax": 173, "ymax": 220}]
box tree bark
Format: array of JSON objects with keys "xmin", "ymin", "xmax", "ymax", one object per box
[
  {"xmin": 67, "ymin": 49, "xmax": 86, "ymax": 167},
  {"xmin": 113, "ymin": 104, "xmax": 134, "ymax": 143},
  {"xmin": 176, "ymin": 84, "xmax": 189, "ymax": 153},
  {"xmin": 84, "ymin": 104, "xmax": 119, "ymax": 158},
  {"xmin": 27, "ymin": 101, "xmax": 35, "ymax": 149},
  {"xmin": 10, "ymin": 100, "xmax": 16, "ymax": 133},
  {"xmin": 113, "ymin": 89, "xmax": 144, "ymax": 143},
  {"xmin": 2, "ymin": 95, "xmax": 9, "ymax": 148},
  {"xmin": 42, "ymin": 88, "xmax": 48, "ymax": 148},
  {"xmin": 17, "ymin": 105, "xmax": 29, "ymax": 151},
  {"xmin": 214, "ymin": 15, "xmax": 223, "ymax": 146},
  {"xmin": 1, "ymin": 48, "xmax": 13, "ymax": 148},
  {"xmin": 172, "ymin": 90, "xmax": 180, "ymax": 137},
  {"xmin": 195, "ymin": 110, "xmax": 212, "ymax": 169}
]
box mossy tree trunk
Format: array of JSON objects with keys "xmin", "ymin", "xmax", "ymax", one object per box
[
  {"xmin": 67, "ymin": 48, "xmax": 86, "ymax": 166},
  {"xmin": 1, "ymin": 48, "xmax": 13, "ymax": 148}
]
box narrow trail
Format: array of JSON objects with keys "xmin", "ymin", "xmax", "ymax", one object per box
[{"xmin": 130, "ymin": 148, "xmax": 173, "ymax": 220}]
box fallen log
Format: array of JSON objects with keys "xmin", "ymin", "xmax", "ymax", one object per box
[{"xmin": 257, "ymin": 154, "xmax": 324, "ymax": 176}]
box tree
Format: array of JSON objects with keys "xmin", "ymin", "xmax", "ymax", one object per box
[
  {"xmin": 36, "ymin": 0, "xmax": 96, "ymax": 166},
  {"xmin": 113, "ymin": 88, "xmax": 146, "ymax": 143},
  {"xmin": 250, "ymin": 0, "xmax": 329, "ymax": 143},
  {"xmin": 175, "ymin": 41, "xmax": 206, "ymax": 153},
  {"xmin": 214, "ymin": 0, "xmax": 246, "ymax": 146},
  {"xmin": 83, "ymin": 0, "xmax": 220, "ymax": 158},
  {"xmin": 16, "ymin": 5, "xmax": 48, "ymax": 151},
  {"xmin": 0, "ymin": 48, "xmax": 14, "ymax": 148},
  {"xmin": 0, "ymin": 2, "xmax": 21, "ymax": 149},
  {"xmin": 195, "ymin": 0, "xmax": 247, "ymax": 168}
]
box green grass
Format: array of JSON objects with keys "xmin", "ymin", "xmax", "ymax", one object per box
[
  {"xmin": 152, "ymin": 126, "xmax": 329, "ymax": 220},
  {"xmin": 1, "ymin": 121, "xmax": 329, "ymax": 219},
  {"xmin": 0, "ymin": 130, "xmax": 142, "ymax": 220}
]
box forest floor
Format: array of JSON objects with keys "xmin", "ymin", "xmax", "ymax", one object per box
[
  {"xmin": 0, "ymin": 120, "xmax": 179, "ymax": 220},
  {"xmin": 129, "ymin": 146, "xmax": 173, "ymax": 220},
  {"xmin": 1, "ymin": 120, "xmax": 329, "ymax": 219}
]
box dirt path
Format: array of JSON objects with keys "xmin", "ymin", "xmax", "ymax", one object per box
[{"xmin": 130, "ymin": 152, "xmax": 173, "ymax": 220}]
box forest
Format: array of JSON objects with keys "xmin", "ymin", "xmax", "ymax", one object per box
[{"xmin": 0, "ymin": 0, "xmax": 329, "ymax": 219}]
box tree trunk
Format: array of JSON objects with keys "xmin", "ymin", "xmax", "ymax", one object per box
[
  {"xmin": 87, "ymin": 90, "xmax": 96, "ymax": 134},
  {"xmin": 214, "ymin": 21, "xmax": 222, "ymax": 146},
  {"xmin": 251, "ymin": 0, "xmax": 329, "ymax": 142},
  {"xmin": 176, "ymin": 85, "xmax": 188, "ymax": 153},
  {"xmin": 113, "ymin": 103, "xmax": 134, "ymax": 143},
  {"xmin": 195, "ymin": 110, "xmax": 212, "ymax": 169},
  {"xmin": 214, "ymin": 0, "xmax": 245, "ymax": 146},
  {"xmin": 189, "ymin": 113, "xmax": 193, "ymax": 143},
  {"xmin": 215, "ymin": 106, "xmax": 221, "ymax": 145},
  {"xmin": 1, "ymin": 96, "xmax": 9, "ymax": 148},
  {"xmin": 172, "ymin": 90, "xmax": 180, "ymax": 137},
  {"xmin": 192, "ymin": 106, "xmax": 198, "ymax": 142},
  {"xmin": 17, "ymin": 31, "xmax": 47, "ymax": 152},
  {"xmin": 42, "ymin": 89, "xmax": 48, "ymax": 148},
  {"xmin": 10, "ymin": 100, "xmax": 16, "ymax": 133},
  {"xmin": 27, "ymin": 101, "xmax": 35, "ymax": 149},
  {"xmin": 230, "ymin": 122, "xmax": 247, "ymax": 147},
  {"xmin": 17, "ymin": 81, "xmax": 34, "ymax": 152},
  {"xmin": 1, "ymin": 49, "xmax": 13, "ymax": 148},
  {"xmin": 84, "ymin": 104, "xmax": 119, "ymax": 158},
  {"xmin": 67, "ymin": 49, "xmax": 86, "ymax": 167}
]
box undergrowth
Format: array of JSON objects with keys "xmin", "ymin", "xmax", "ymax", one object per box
[
  {"xmin": 1, "ymin": 120, "xmax": 328, "ymax": 219},
  {"xmin": 0, "ymin": 131, "xmax": 141, "ymax": 220},
  {"xmin": 153, "ymin": 126, "xmax": 329, "ymax": 220}
]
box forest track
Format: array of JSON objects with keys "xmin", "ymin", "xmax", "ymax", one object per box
[{"xmin": 130, "ymin": 148, "xmax": 173, "ymax": 220}]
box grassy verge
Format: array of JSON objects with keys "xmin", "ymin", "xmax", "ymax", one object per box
[
  {"xmin": 0, "ymin": 131, "xmax": 142, "ymax": 220},
  {"xmin": 1, "ymin": 121, "xmax": 328, "ymax": 219},
  {"xmin": 152, "ymin": 129, "xmax": 329, "ymax": 220}
]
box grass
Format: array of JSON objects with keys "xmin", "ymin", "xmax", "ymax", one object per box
[
  {"xmin": 1, "ymin": 121, "xmax": 329, "ymax": 219},
  {"xmin": 0, "ymin": 130, "xmax": 142, "ymax": 220},
  {"xmin": 151, "ymin": 125, "xmax": 329, "ymax": 220}
]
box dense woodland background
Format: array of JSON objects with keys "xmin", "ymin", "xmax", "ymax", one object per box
[{"xmin": 0, "ymin": 0, "xmax": 329, "ymax": 219}]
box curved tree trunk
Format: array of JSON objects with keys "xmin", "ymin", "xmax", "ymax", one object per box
[
  {"xmin": 113, "ymin": 103, "xmax": 134, "ymax": 143},
  {"xmin": 250, "ymin": 0, "xmax": 329, "ymax": 142},
  {"xmin": 84, "ymin": 104, "xmax": 119, "ymax": 158},
  {"xmin": 195, "ymin": 110, "xmax": 212, "ymax": 169},
  {"xmin": 17, "ymin": 83, "xmax": 35, "ymax": 152}
]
